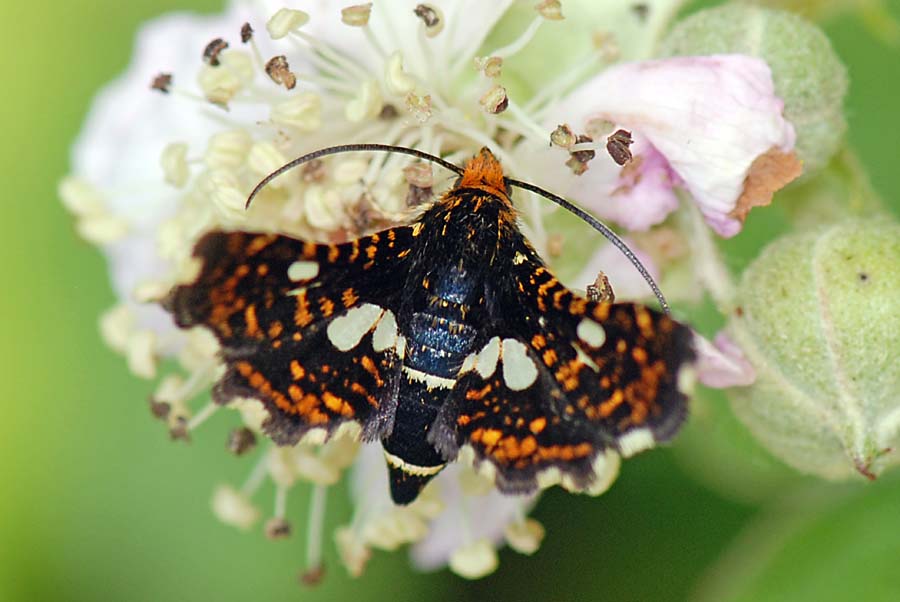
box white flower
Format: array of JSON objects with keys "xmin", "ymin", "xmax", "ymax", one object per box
[{"xmin": 62, "ymin": 0, "xmax": 799, "ymax": 580}]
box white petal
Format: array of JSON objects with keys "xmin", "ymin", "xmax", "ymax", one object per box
[
  {"xmin": 306, "ymin": 0, "xmax": 515, "ymax": 82},
  {"xmin": 410, "ymin": 462, "xmax": 537, "ymax": 571}
]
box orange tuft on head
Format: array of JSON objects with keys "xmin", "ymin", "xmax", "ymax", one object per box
[{"xmin": 459, "ymin": 147, "xmax": 508, "ymax": 197}]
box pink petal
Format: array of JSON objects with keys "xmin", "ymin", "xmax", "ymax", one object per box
[
  {"xmin": 695, "ymin": 331, "xmax": 756, "ymax": 388},
  {"xmin": 569, "ymin": 237, "xmax": 660, "ymax": 302},
  {"xmin": 548, "ymin": 55, "xmax": 797, "ymax": 237}
]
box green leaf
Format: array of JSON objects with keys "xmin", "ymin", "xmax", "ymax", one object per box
[{"xmin": 693, "ymin": 476, "xmax": 900, "ymax": 602}]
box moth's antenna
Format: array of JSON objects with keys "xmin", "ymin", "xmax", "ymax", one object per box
[
  {"xmin": 245, "ymin": 143, "xmax": 463, "ymax": 210},
  {"xmin": 247, "ymin": 144, "xmax": 670, "ymax": 314},
  {"xmin": 506, "ymin": 177, "xmax": 670, "ymax": 315}
]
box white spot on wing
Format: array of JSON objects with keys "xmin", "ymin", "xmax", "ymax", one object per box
[
  {"xmin": 371, "ymin": 309, "xmax": 398, "ymax": 352},
  {"xmin": 501, "ymin": 338, "xmax": 538, "ymax": 391},
  {"xmin": 581, "ymin": 450, "xmax": 621, "ymax": 496},
  {"xmin": 677, "ymin": 365, "xmax": 697, "ymax": 395},
  {"xmin": 617, "ymin": 428, "xmax": 655, "ymax": 458},
  {"xmin": 287, "ymin": 260, "xmax": 319, "ymax": 281},
  {"xmin": 575, "ymin": 345, "xmax": 599, "ymax": 371},
  {"xmin": 576, "ymin": 318, "xmax": 606, "ymax": 348},
  {"xmin": 513, "ymin": 251, "xmax": 527, "ymax": 265},
  {"xmin": 326, "ymin": 303, "xmax": 383, "ymax": 351},
  {"xmin": 459, "ymin": 352, "xmax": 476, "ymax": 374},
  {"xmin": 475, "ymin": 336, "xmax": 501, "ymax": 378}
]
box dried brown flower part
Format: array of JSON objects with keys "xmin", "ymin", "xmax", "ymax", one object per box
[
  {"xmin": 265, "ymin": 55, "xmax": 297, "ymax": 90},
  {"xmin": 606, "ymin": 129, "xmax": 634, "ymax": 165},
  {"xmin": 729, "ymin": 148, "xmax": 803, "ymax": 224},
  {"xmin": 203, "ymin": 38, "xmax": 229, "ymax": 66},
  {"xmin": 150, "ymin": 73, "xmax": 173, "ymax": 93}
]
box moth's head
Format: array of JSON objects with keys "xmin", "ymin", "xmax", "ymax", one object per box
[{"xmin": 458, "ymin": 147, "xmax": 510, "ymax": 198}]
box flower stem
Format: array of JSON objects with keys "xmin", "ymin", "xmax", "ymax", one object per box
[{"xmin": 682, "ymin": 200, "xmax": 737, "ymax": 315}]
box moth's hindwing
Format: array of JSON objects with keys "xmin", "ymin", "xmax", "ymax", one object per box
[
  {"xmin": 164, "ymin": 229, "xmax": 415, "ymax": 445},
  {"xmin": 431, "ymin": 238, "xmax": 695, "ymax": 493}
]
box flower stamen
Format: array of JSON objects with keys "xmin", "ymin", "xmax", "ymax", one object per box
[
  {"xmin": 302, "ymin": 484, "xmax": 328, "ymax": 585},
  {"xmin": 186, "ymin": 400, "xmax": 220, "ymax": 431}
]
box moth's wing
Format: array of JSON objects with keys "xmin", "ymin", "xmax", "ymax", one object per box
[
  {"xmin": 431, "ymin": 237, "xmax": 695, "ymax": 493},
  {"xmin": 164, "ymin": 229, "xmax": 415, "ymax": 445}
]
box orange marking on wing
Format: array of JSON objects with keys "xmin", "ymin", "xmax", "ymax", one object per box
[
  {"xmin": 536, "ymin": 442, "xmax": 592, "ymax": 461},
  {"xmin": 569, "ymin": 297, "xmax": 587, "ymax": 315},
  {"xmin": 457, "ymin": 415, "xmax": 471, "ymax": 426},
  {"xmin": 244, "ymin": 305, "xmax": 261, "ymax": 337},
  {"xmin": 553, "ymin": 288, "xmax": 567, "ymax": 309},
  {"xmin": 267, "ymin": 320, "xmax": 283, "ymax": 339},
  {"xmin": 294, "ymin": 292, "xmax": 313, "ymax": 327},
  {"xmin": 360, "ymin": 356, "xmax": 384, "ymax": 387},
  {"xmin": 629, "ymin": 400, "xmax": 649, "ymax": 425},
  {"xmin": 303, "ymin": 241, "xmax": 317, "ymax": 258},
  {"xmin": 327, "ymin": 245, "xmax": 340, "ymax": 263},
  {"xmin": 235, "ymin": 361, "xmax": 293, "ymax": 415},
  {"xmin": 542, "ymin": 348, "xmax": 558, "ymax": 367},
  {"xmin": 635, "ymin": 307, "xmax": 654, "ymax": 337},
  {"xmin": 319, "ymin": 296, "xmax": 335, "ymax": 317},
  {"xmin": 246, "ymin": 235, "xmax": 274, "ymax": 256},
  {"xmin": 599, "ymin": 389, "xmax": 625, "ymax": 418},
  {"xmin": 531, "ymin": 334, "xmax": 547, "ymax": 349},
  {"xmin": 349, "ymin": 239, "xmax": 360, "ymax": 261},
  {"xmin": 518, "ymin": 436, "xmax": 538, "ymax": 458},
  {"xmin": 555, "ymin": 359, "xmax": 582, "ymax": 392},
  {"xmin": 479, "ymin": 428, "xmax": 503, "ymax": 447},
  {"xmin": 341, "ymin": 288, "xmax": 359, "ymax": 308},
  {"xmin": 366, "ymin": 244, "xmax": 377, "ymax": 259},
  {"xmin": 350, "ymin": 382, "xmax": 378, "ymax": 408},
  {"xmin": 466, "ymin": 383, "xmax": 493, "ymax": 401},
  {"xmin": 256, "ymin": 263, "xmax": 269, "ymax": 277},
  {"xmin": 592, "ymin": 304, "xmax": 611, "ymax": 321},
  {"xmin": 529, "ymin": 417, "xmax": 547, "ymax": 434},
  {"xmin": 632, "ymin": 347, "xmax": 648, "ymax": 364},
  {"xmin": 283, "ymin": 383, "xmax": 328, "ymax": 424},
  {"xmin": 537, "ymin": 277, "xmax": 559, "ymax": 298},
  {"xmin": 322, "ymin": 391, "xmax": 355, "ymax": 417},
  {"xmin": 290, "ymin": 360, "xmax": 305, "ymax": 380}
]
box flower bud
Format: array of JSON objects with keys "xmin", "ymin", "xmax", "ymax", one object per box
[
  {"xmin": 727, "ymin": 220, "xmax": 900, "ymax": 480},
  {"xmin": 661, "ymin": 4, "xmax": 848, "ymax": 176}
]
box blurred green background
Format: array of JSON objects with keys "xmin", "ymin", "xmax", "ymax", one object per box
[{"xmin": 2, "ymin": 1, "xmax": 899, "ymax": 601}]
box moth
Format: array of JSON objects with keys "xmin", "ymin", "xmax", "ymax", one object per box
[{"xmin": 164, "ymin": 145, "xmax": 695, "ymax": 505}]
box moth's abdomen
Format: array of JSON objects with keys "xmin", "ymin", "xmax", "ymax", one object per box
[{"xmin": 383, "ymin": 263, "xmax": 484, "ymax": 504}]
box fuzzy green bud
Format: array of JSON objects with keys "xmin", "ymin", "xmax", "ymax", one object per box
[
  {"xmin": 660, "ymin": 4, "xmax": 848, "ymax": 176},
  {"xmin": 726, "ymin": 220, "xmax": 900, "ymax": 480}
]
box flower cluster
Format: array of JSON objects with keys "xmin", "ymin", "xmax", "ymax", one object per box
[{"xmin": 62, "ymin": 0, "xmax": 898, "ymax": 582}]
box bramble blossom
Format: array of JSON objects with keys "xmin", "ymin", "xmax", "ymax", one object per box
[{"xmin": 62, "ymin": 0, "xmax": 799, "ymax": 579}]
